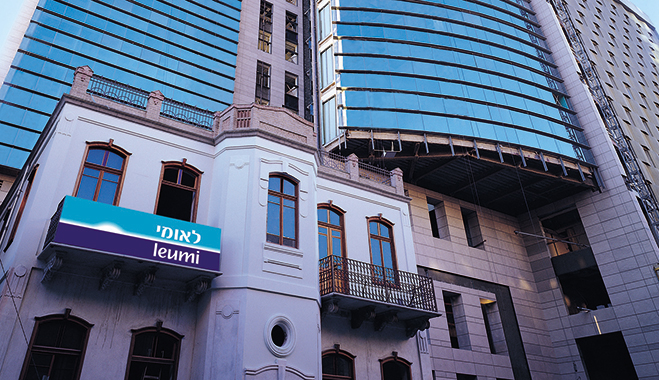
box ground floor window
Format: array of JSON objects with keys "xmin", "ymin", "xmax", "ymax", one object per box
[
  {"xmin": 125, "ymin": 326, "xmax": 183, "ymax": 380},
  {"xmin": 20, "ymin": 313, "xmax": 92, "ymax": 380}
]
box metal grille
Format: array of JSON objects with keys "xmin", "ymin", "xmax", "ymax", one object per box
[
  {"xmin": 236, "ymin": 109, "xmax": 251, "ymax": 128},
  {"xmin": 43, "ymin": 199, "xmax": 64, "ymax": 248},
  {"xmin": 550, "ymin": 0, "xmax": 659, "ymax": 243},
  {"xmin": 319, "ymin": 150, "xmax": 348, "ymax": 172},
  {"xmin": 319, "ymin": 256, "xmax": 438, "ymax": 312},
  {"xmin": 87, "ymin": 75, "xmax": 149, "ymax": 109},
  {"xmin": 358, "ymin": 162, "xmax": 392, "ymax": 186},
  {"xmin": 161, "ymin": 98, "xmax": 214, "ymax": 130}
]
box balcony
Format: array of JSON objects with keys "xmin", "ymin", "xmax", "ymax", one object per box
[
  {"xmin": 38, "ymin": 196, "xmax": 221, "ymax": 301},
  {"xmin": 319, "ymin": 256, "xmax": 440, "ymax": 337}
]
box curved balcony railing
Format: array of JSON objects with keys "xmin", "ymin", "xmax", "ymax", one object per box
[{"xmin": 319, "ymin": 256, "xmax": 437, "ymax": 312}]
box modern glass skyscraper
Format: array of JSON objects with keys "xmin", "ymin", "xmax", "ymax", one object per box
[
  {"xmin": 317, "ymin": 0, "xmax": 593, "ymax": 164},
  {"xmin": 0, "ymin": 0, "xmax": 241, "ymax": 169}
]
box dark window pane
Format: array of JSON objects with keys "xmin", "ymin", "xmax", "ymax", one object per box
[
  {"xmin": 163, "ymin": 168, "xmax": 179, "ymax": 183},
  {"xmin": 59, "ymin": 322, "xmax": 87, "ymax": 349},
  {"xmin": 155, "ymin": 184, "xmax": 194, "ymax": 221},
  {"xmin": 133, "ymin": 332, "xmax": 156, "ymax": 357},
  {"xmin": 155, "ymin": 334, "xmax": 177, "ymax": 359},
  {"xmin": 33, "ymin": 320, "xmax": 62, "ymax": 347},
  {"xmin": 180, "ymin": 170, "xmax": 195, "ymax": 187}
]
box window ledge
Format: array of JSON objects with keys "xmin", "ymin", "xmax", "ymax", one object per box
[{"xmin": 263, "ymin": 242, "xmax": 303, "ymax": 257}]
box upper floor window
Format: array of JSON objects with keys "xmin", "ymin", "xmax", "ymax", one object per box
[
  {"xmin": 320, "ymin": 46, "xmax": 334, "ymax": 89},
  {"xmin": 322, "ymin": 349, "xmax": 355, "ymax": 380},
  {"xmin": 75, "ymin": 141, "xmax": 130, "ymax": 205},
  {"xmin": 267, "ymin": 175, "xmax": 297, "ymax": 247},
  {"xmin": 368, "ymin": 217, "xmax": 397, "ymax": 284},
  {"xmin": 155, "ymin": 161, "xmax": 201, "ymax": 222},
  {"xmin": 125, "ymin": 326, "xmax": 182, "ymax": 380},
  {"xmin": 256, "ymin": 61, "xmax": 271, "ymax": 105},
  {"xmin": 258, "ymin": 0, "xmax": 273, "ymax": 53},
  {"xmin": 380, "ymin": 356, "xmax": 412, "ymax": 380},
  {"xmin": 284, "ymin": 72, "xmax": 299, "ymax": 114},
  {"xmin": 20, "ymin": 313, "xmax": 92, "ymax": 380},
  {"xmin": 318, "ymin": 204, "xmax": 345, "ymax": 259},
  {"xmin": 285, "ymin": 12, "xmax": 298, "ymax": 64},
  {"xmin": 318, "ymin": 4, "xmax": 332, "ymax": 40}
]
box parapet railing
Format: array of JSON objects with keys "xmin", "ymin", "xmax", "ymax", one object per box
[
  {"xmin": 358, "ymin": 161, "xmax": 392, "ymax": 186},
  {"xmin": 319, "ymin": 150, "xmax": 348, "ymax": 173},
  {"xmin": 319, "ymin": 256, "xmax": 437, "ymax": 313},
  {"xmin": 87, "ymin": 75, "xmax": 149, "ymax": 110},
  {"xmin": 318, "ymin": 151, "xmax": 405, "ymax": 195},
  {"xmin": 161, "ymin": 97, "xmax": 214, "ymax": 130}
]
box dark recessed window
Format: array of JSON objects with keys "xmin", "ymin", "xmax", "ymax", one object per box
[
  {"xmin": 19, "ymin": 314, "xmax": 92, "ymax": 380},
  {"xmin": 155, "ymin": 162, "xmax": 201, "ymax": 222},
  {"xmin": 322, "ymin": 350, "xmax": 355, "ymax": 380},
  {"xmin": 125, "ymin": 327, "xmax": 182, "ymax": 380},
  {"xmin": 380, "ymin": 356, "xmax": 412, "ymax": 380}
]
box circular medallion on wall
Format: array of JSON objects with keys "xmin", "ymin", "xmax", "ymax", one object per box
[{"xmin": 264, "ymin": 315, "xmax": 296, "ymax": 357}]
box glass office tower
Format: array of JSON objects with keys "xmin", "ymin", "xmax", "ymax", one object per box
[
  {"xmin": 318, "ymin": 0, "xmax": 594, "ymax": 164},
  {"xmin": 0, "ymin": 0, "xmax": 241, "ymax": 169}
]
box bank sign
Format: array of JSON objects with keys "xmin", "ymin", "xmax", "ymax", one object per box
[{"xmin": 48, "ymin": 196, "xmax": 221, "ymax": 273}]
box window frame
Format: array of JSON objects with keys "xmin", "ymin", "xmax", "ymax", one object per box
[
  {"xmin": 379, "ymin": 355, "xmax": 412, "ymax": 380},
  {"xmin": 256, "ymin": 61, "xmax": 272, "ymax": 105},
  {"xmin": 266, "ymin": 174, "xmax": 298, "ymax": 248},
  {"xmin": 19, "ymin": 313, "xmax": 93, "ymax": 380},
  {"xmin": 284, "ymin": 72, "xmax": 299, "ymax": 113},
  {"xmin": 317, "ymin": 203, "xmax": 346, "ymax": 259},
  {"xmin": 124, "ymin": 326, "xmax": 183, "ymax": 380},
  {"xmin": 73, "ymin": 141, "xmax": 130, "ymax": 206},
  {"xmin": 258, "ymin": 0, "xmax": 273, "ymax": 53},
  {"xmin": 322, "ymin": 348, "xmax": 355, "ymax": 380},
  {"xmin": 153, "ymin": 160, "xmax": 202, "ymax": 223},
  {"xmin": 367, "ymin": 216, "xmax": 398, "ymax": 285}
]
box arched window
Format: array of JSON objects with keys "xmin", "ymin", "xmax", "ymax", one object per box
[
  {"xmin": 19, "ymin": 313, "xmax": 92, "ymax": 380},
  {"xmin": 368, "ymin": 217, "xmax": 397, "ymax": 284},
  {"xmin": 322, "ymin": 349, "xmax": 355, "ymax": 380},
  {"xmin": 75, "ymin": 141, "xmax": 130, "ymax": 205},
  {"xmin": 154, "ymin": 161, "xmax": 202, "ymax": 222},
  {"xmin": 125, "ymin": 326, "xmax": 182, "ymax": 380},
  {"xmin": 267, "ymin": 174, "xmax": 298, "ymax": 247},
  {"xmin": 318, "ymin": 203, "xmax": 345, "ymax": 259},
  {"xmin": 380, "ymin": 356, "xmax": 412, "ymax": 380}
]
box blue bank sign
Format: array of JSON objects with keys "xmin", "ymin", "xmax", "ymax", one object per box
[{"xmin": 47, "ymin": 196, "xmax": 221, "ymax": 273}]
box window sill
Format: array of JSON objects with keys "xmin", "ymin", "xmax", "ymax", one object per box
[{"xmin": 263, "ymin": 241, "xmax": 303, "ymax": 257}]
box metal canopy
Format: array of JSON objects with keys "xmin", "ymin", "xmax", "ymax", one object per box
[{"xmin": 327, "ymin": 130, "xmax": 599, "ymax": 216}]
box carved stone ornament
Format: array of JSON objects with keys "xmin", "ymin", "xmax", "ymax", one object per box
[{"xmin": 41, "ymin": 253, "xmax": 63, "ymax": 283}]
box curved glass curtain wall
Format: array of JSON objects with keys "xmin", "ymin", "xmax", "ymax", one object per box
[
  {"xmin": 324, "ymin": 0, "xmax": 593, "ymax": 163},
  {"xmin": 0, "ymin": 0, "xmax": 241, "ymax": 168}
]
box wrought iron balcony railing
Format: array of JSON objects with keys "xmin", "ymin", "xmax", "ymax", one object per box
[{"xmin": 319, "ymin": 256, "xmax": 437, "ymax": 313}]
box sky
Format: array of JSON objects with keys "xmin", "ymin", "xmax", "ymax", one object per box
[{"xmin": 0, "ymin": 0, "xmax": 657, "ymax": 65}]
